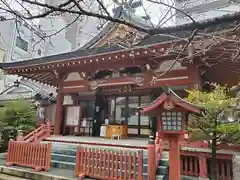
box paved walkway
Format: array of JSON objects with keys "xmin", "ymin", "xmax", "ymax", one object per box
[
  {"xmin": 46, "ymin": 135, "xmax": 149, "ymax": 147},
  {"xmin": 0, "ymin": 159, "xmax": 95, "ymax": 180},
  {"xmin": 0, "ymin": 173, "xmax": 31, "ymax": 180}
]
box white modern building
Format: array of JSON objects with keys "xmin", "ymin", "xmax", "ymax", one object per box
[
  {"xmin": 0, "ymin": 17, "xmax": 47, "ymax": 90},
  {"xmin": 40, "ymin": 0, "xmax": 105, "ymax": 53},
  {"xmin": 175, "ymin": 0, "xmax": 240, "ymax": 25}
]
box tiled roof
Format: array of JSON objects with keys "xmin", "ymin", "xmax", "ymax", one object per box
[
  {"xmin": 0, "ymin": 11, "xmax": 240, "ymax": 70},
  {"xmin": 0, "ymin": 80, "xmax": 56, "ymax": 101}
]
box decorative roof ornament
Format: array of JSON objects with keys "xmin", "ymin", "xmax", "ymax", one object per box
[{"xmin": 112, "ymin": 0, "xmax": 142, "ymax": 14}]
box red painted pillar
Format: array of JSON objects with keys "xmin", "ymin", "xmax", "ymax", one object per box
[
  {"xmin": 148, "ymin": 136, "xmax": 156, "ymax": 180},
  {"xmin": 54, "ymin": 92, "xmax": 63, "ymax": 134},
  {"xmin": 168, "ymin": 134, "xmax": 181, "ymax": 180},
  {"xmin": 199, "ymin": 154, "xmax": 208, "ymax": 178}
]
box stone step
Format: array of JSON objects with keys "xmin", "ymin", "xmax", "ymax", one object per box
[
  {"xmin": 0, "ymin": 173, "xmax": 31, "ymax": 180},
  {"xmin": 143, "ymin": 151, "xmax": 169, "ymax": 158},
  {"xmin": 52, "ymin": 153, "xmax": 76, "ymax": 163},
  {"xmin": 143, "ymin": 164, "xmax": 168, "ymax": 175},
  {"xmin": 143, "ymin": 173, "xmax": 165, "ymax": 180},
  {"xmin": 51, "ymin": 160, "xmax": 76, "ymax": 170},
  {"xmin": 156, "ymin": 166, "xmax": 168, "ymax": 175},
  {"xmin": 0, "ymin": 165, "xmax": 78, "ymax": 180},
  {"xmin": 51, "ymin": 142, "xmax": 144, "ymax": 152},
  {"xmin": 156, "ymin": 175, "xmax": 166, "ymax": 180},
  {"xmin": 143, "ymin": 157, "xmax": 168, "ymax": 166},
  {"xmin": 52, "ymin": 148, "xmax": 77, "ymax": 156},
  {"xmin": 160, "ymin": 158, "xmax": 169, "ymax": 166}
]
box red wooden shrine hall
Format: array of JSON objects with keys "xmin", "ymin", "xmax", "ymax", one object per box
[{"xmin": 0, "ymin": 12, "xmax": 239, "ymax": 137}]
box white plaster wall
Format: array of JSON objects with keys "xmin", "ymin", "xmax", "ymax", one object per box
[
  {"xmin": 154, "ymin": 59, "xmax": 186, "ymax": 73},
  {"xmin": 176, "ymin": 0, "xmax": 221, "ymax": 10},
  {"xmin": 0, "ymin": 20, "xmax": 13, "ymax": 56},
  {"xmin": 45, "ymin": 104, "xmax": 56, "ymax": 125},
  {"xmin": 63, "ymin": 95, "xmax": 73, "ymax": 105},
  {"xmin": 64, "ymin": 72, "xmax": 83, "ymax": 81},
  {"xmin": 0, "ymin": 49, "xmax": 5, "ymax": 93},
  {"xmin": 10, "ymin": 20, "xmax": 46, "ymax": 62},
  {"xmin": 0, "ymin": 19, "xmax": 47, "ymax": 89},
  {"xmin": 42, "ymin": 0, "xmax": 103, "ymax": 50},
  {"xmin": 39, "ymin": 17, "xmax": 72, "ymax": 56}
]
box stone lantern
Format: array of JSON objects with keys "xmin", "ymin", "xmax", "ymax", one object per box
[{"xmin": 140, "ymin": 87, "xmax": 202, "ymax": 180}]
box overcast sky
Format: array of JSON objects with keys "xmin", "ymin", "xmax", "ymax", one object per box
[{"xmin": 1, "ymin": 0, "xmax": 175, "ymax": 26}]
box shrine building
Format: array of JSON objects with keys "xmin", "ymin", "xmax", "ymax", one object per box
[{"xmin": 0, "ymin": 11, "xmax": 240, "ymax": 139}]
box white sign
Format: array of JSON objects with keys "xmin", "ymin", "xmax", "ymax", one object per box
[
  {"xmin": 66, "ymin": 106, "xmax": 81, "ymax": 126},
  {"xmin": 36, "ymin": 107, "xmax": 45, "ymax": 120},
  {"xmin": 82, "ymin": 118, "xmax": 87, "ymax": 127}
]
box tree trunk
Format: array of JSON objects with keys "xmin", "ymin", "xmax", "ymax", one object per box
[{"xmin": 211, "ymin": 134, "xmax": 217, "ymax": 180}]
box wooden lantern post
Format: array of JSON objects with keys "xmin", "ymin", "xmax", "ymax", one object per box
[{"xmin": 140, "ymin": 88, "xmax": 202, "ymax": 180}]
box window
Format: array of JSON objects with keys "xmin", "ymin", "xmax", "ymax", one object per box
[
  {"xmin": 16, "ymin": 36, "xmax": 28, "ymax": 51},
  {"xmin": 38, "ymin": 49, "xmax": 42, "ymax": 56},
  {"xmin": 162, "ymin": 112, "xmax": 182, "ymax": 131},
  {"xmin": 107, "ymin": 95, "xmax": 152, "ymax": 137},
  {"xmin": 120, "ymin": 107, "xmax": 137, "ymax": 118}
]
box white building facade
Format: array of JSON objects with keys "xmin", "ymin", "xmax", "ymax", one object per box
[
  {"xmin": 175, "ymin": 0, "xmax": 240, "ymax": 25},
  {"xmin": 0, "ymin": 18, "xmax": 47, "ymax": 91},
  {"xmin": 40, "ymin": 0, "xmax": 106, "ymax": 52}
]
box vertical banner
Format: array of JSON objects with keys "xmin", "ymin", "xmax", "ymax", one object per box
[{"xmin": 66, "ymin": 106, "xmax": 81, "ymax": 126}]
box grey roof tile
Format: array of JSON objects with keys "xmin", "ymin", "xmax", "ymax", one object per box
[{"xmin": 0, "ymin": 11, "xmax": 240, "ymax": 69}]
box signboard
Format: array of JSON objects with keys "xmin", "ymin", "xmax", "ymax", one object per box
[
  {"xmin": 66, "ymin": 106, "xmax": 81, "ymax": 126},
  {"xmin": 36, "ymin": 106, "xmax": 45, "ymax": 121}
]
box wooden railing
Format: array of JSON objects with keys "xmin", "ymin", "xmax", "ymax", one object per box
[
  {"xmin": 155, "ymin": 133, "xmax": 164, "ymax": 170},
  {"xmin": 147, "ymin": 134, "xmax": 164, "ymax": 180},
  {"xmin": 181, "ymin": 151, "xmax": 233, "ymax": 180},
  {"xmin": 207, "ymin": 158, "xmax": 232, "ymax": 180},
  {"xmin": 181, "ymin": 155, "xmax": 200, "ymax": 177},
  {"xmin": 75, "ymin": 147, "xmax": 143, "ymax": 180},
  {"xmin": 6, "ymin": 140, "xmax": 52, "ymax": 171},
  {"xmin": 17, "ymin": 121, "xmax": 51, "ymax": 143}
]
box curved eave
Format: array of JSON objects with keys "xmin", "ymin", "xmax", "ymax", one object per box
[
  {"xmin": 171, "ymin": 95, "xmax": 201, "ymax": 114},
  {"xmin": 141, "ymin": 93, "xmax": 168, "ymax": 113},
  {"xmin": 141, "ymin": 93, "xmax": 201, "ymax": 115},
  {"xmin": 138, "ymin": 11, "xmax": 240, "ymax": 46}
]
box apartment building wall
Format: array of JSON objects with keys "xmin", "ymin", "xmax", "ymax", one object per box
[
  {"xmin": 0, "ymin": 18, "xmax": 46, "ymax": 87},
  {"xmin": 40, "ymin": 0, "xmax": 104, "ymax": 51},
  {"xmin": 175, "ymin": 0, "xmax": 240, "ymax": 25}
]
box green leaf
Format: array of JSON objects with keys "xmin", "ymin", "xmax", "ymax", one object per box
[{"xmin": 186, "ymin": 84, "xmax": 239, "ymax": 145}]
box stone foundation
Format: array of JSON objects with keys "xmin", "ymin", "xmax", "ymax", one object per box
[
  {"xmin": 0, "ymin": 166, "xmax": 75, "ymax": 180},
  {"xmin": 233, "ymin": 154, "xmax": 240, "ymax": 180}
]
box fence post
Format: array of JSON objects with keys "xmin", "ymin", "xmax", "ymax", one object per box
[
  {"xmin": 199, "ymin": 154, "xmax": 208, "ymax": 179},
  {"xmin": 148, "ymin": 136, "xmax": 156, "ymax": 180},
  {"xmin": 16, "ymin": 130, "xmax": 24, "ymax": 141},
  {"xmin": 6, "ymin": 139, "xmax": 13, "ymax": 166},
  {"xmin": 46, "ymin": 120, "xmax": 51, "ymax": 137},
  {"xmin": 34, "ymin": 131, "xmax": 38, "ymax": 143}
]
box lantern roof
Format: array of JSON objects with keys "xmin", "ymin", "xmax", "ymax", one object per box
[{"xmin": 140, "ymin": 87, "xmax": 203, "ymax": 114}]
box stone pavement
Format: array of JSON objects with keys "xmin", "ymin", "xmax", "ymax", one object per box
[
  {"xmin": 0, "ymin": 159, "xmax": 95, "ymax": 180},
  {"xmin": 0, "ymin": 173, "xmax": 31, "ymax": 180},
  {"xmin": 233, "ymin": 154, "xmax": 240, "ymax": 180}
]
